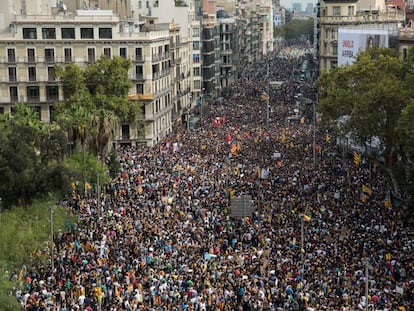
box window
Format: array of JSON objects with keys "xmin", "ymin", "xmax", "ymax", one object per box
[
  {"xmin": 138, "ymin": 1, "xmax": 142, "ymax": 9},
  {"xmin": 136, "ymin": 65, "xmax": 143, "ymax": 79},
  {"xmin": 27, "ymin": 48, "xmax": 35, "ymax": 62},
  {"xmin": 332, "ymin": 44, "xmax": 338, "ymax": 55},
  {"xmin": 331, "ymin": 29, "xmax": 335, "ymax": 40},
  {"xmin": 193, "ymin": 41, "xmax": 200, "ymax": 50},
  {"xmin": 61, "ymin": 28, "xmax": 75, "ymax": 39},
  {"xmin": 119, "ymin": 47, "xmax": 127, "ymax": 58},
  {"xmin": 7, "ymin": 49, "xmax": 16, "ymax": 62},
  {"xmin": 103, "ymin": 47, "xmax": 111, "ymax": 58},
  {"xmin": 348, "ymin": 6, "xmax": 354, "ymax": 16},
  {"xmin": 10, "ymin": 86, "xmax": 18, "ymax": 102},
  {"xmin": 146, "ymin": 1, "xmax": 149, "ymax": 8},
  {"xmin": 193, "ymin": 54, "xmax": 200, "ymax": 63},
  {"xmin": 42, "ymin": 28, "xmax": 56, "ymax": 39},
  {"xmin": 154, "ymin": 0, "xmax": 159, "ymax": 7},
  {"xmin": 193, "ymin": 80, "xmax": 201, "ymax": 89},
  {"xmin": 136, "ymin": 84, "xmax": 144, "ymax": 94},
  {"xmin": 332, "ymin": 6, "xmax": 341, "ymax": 16},
  {"xmin": 99, "ymin": 28, "xmax": 112, "ymax": 39},
  {"xmin": 49, "ymin": 105, "xmax": 55, "ymax": 122},
  {"xmin": 87, "ymin": 48, "xmax": 95, "ymax": 63},
  {"xmin": 193, "ymin": 67, "xmax": 200, "ymax": 76},
  {"xmin": 48, "ymin": 66, "xmax": 55, "ymax": 81},
  {"xmin": 80, "ymin": 28, "xmax": 94, "ymax": 39},
  {"xmin": 45, "ymin": 48, "xmax": 55, "ymax": 62},
  {"xmin": 403, "ymin": 48, "xmax": 408, "ymax": 59},
  {"xmin": 27, "ymin": 86, "xmax": 40, "ymax": 102},
  {"xmin": 46, "ymin": 86, "xmax": 59, "ymax": 101},
  {"xmin": 193, "ymin": 28, "xmax": 200, "ymax": 37},
  {"xmin": 0, "ymin": 107, "xmax": 4, "ymax": 114},
  {"xmin": 28, "ymin": 67, "xmax": 37, "ymax": 82},
  {"xmin": 135, "ymin": 47, "xmax": 143, "ymax": 61},
  {"xmin": 121, "ymin": 124, "xmax": 130, "ymax": 140},
  {"xmin": 64, "ymin": 48, "xmax": 72, "ymax": 62},
  {"xmin": 23, "ymin": 28, "xmax": 37, "ymax": 39},
  {"xmin": 8, "ymin": 67, "xmax": 16, "ymax": 82}
]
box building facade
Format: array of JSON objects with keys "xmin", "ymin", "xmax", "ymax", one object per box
[
  {"xmin": 317, "ymin": 0, "xmax": 405, "ymax": 72},
  {"xmin": 0, "ymin": 4, "xmax": 174, "ymax": 146}
]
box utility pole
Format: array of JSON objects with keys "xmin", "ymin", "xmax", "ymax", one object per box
[
  {"xmin": 300, "ymin": 217, "xmax": 304, "ymax": 273},
  {"xmin": 313, "ymin": 93, "xmax": 317, "ymax": 168},
  {"xmin": 49, "ymin": 203, "xmax": 54, "ymax": 272},
  {"xmin": 266, "ymin": 62, "xmax": 270, "ymax": 130}
]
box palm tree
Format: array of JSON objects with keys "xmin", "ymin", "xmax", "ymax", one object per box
[{"xmin": 90, "ymin": 108, "xmax": 117, "ymax": 158}]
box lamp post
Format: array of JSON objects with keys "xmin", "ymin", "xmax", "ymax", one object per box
[
  {"xmin": 313, "ymin": 93, "xmax": 317, "ymax": 168},
  {"xmin": 49, "ymin": 203, "xmax": 54, "ymax": 272},
  {"xmin": 266, "ymin": 63, "xmax": 270, "ymax": 131},
  {"xmin": 300, "ymin": 217, "xmax": 304, "ymax": 273}
]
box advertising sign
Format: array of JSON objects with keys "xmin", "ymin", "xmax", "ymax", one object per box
[{"xmin": 338, "ymin": 29, "xmax": 389, "ymax": 66}]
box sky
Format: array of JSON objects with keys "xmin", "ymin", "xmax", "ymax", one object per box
[{"xmin": 280, "ymin": 0, "xmax": 316, "ymax": 10}]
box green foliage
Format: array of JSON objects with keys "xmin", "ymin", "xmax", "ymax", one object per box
[
  {"xmin": 56, "ymin": 56, "xmax": 142, "ymax": 157},
  {"xmin": 280, "ymin": 18, "xmax": 314, "ymax": 42},
  {"xmin": 0, "ymin": 200, "xmax": 74, "ymax": 310},
  {"xmin": 63, "ymin": 151, "xmax": 109, "ymax": 193},
  {"xmin": 318, "ymin": 48, "xmax": 414, "ymax": 198},
  {"xmin": 0, "ymin": 105, "xmax": 69, "ymax": 208}
]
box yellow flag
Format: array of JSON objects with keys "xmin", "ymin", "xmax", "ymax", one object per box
[
  {"xmin": 362, "ymin": 185, "xmax": 373, "ymax": 196},
  {"xmin": 85, "ymin": 182, "xmax": 92, "ymax": 190},
  {"xmin": 353, "ymin": 152, "xmax": 360, "ymax": 166},
  {"xmin": 301, "ymin": 214, "xmax": 312, "ymax": 222},
  {"xmin": 231, "ymin": 144, "xmax": 237, "ymax": 154},
  {"xmin": 300, "ymin": 117, "xmax": 305, "ymax": 124}
]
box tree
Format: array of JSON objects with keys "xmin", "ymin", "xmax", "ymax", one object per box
[
  {"xmin": 56, "ymin": 56, "xmax": 142, "ymax": 157},
  {"xmin": 0, "ymin": 104, "xmax": 69, "ymax": 208},
  {"xmin": 282, "ymin": 18, "xmax": 314, "ymax": 43},
  {"xmin": 318, "ymin": 48, "xmax": 413, "ymax": 197}
]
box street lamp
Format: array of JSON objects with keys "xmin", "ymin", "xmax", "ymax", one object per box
[
  {"xmin": 49, "ymin": 203, "xmax": 54, "ymax": 272},
  {"xmin": 313, "ymin": 92, "xmax": 317, "ymax": 168}
]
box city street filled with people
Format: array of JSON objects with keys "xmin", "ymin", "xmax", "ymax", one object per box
[{"xmin": 15, "ymin": 44, "xmax": 414, "ymax": 311}]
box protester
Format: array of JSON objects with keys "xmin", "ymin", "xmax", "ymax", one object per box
[{"xmin": 16, "ymin": 44, "xmax": 414, "ymax": 311}]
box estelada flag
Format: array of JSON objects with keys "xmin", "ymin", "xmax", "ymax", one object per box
[
  {"xmin": 362, "ymin": 185, "xmax": 373, "ymax": 196},
  {"xmin": 226, "ymin": 133, "xmax": 231, "ymax": 144}
]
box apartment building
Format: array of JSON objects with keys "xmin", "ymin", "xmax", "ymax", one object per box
[
  {"xmin": 317, "ymin": 0, "xmax": 405, "ymax": 71},
  {"xmin": 0, "ymin": 3, "xmax": 173, "ymax": 147}
]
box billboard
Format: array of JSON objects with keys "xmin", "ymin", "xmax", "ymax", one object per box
[{"xmin": 338, "ymin": 29, "xmax": 389, "ymax": 66}]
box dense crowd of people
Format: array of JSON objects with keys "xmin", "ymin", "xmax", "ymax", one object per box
[{"xmin": 14, "ymin": 44, "xmax": 414, "ymax": 310}]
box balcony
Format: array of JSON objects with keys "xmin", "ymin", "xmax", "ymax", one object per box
[
  {"xmin": 45, "ymin": 56, "xmax": 55, "ymax": 63},
  {"xmin": 46, "ymin": 95, "xmax": 60, "ymax": 102},
  {"xmin": 27, "ymin": 96, "xmax": 40, "ymax": 102},
  {"xmin": 133, "ymin": 55, "xmax": 144, "ymax": 63},
  {"xmin": 25, "ymin": 56, "xmax": 37, "ymax": 63},
  {"xmin": 319, "ymin": 11, "xmax": 405, "ymax": 24}
]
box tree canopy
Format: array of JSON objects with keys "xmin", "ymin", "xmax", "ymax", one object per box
[
  {"xmin": 56, "ymin": 56, "xmax": 142, "ymax": 156},
  {"xmin": 318, "ymin": 47, "xmax": 414, "ymax": 201}
]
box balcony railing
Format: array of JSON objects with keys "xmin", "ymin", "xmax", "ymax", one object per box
[
  {"xmin": 45, "ymin": 56, "xmax": 55, "ymax": 62},
  {"xmin": 27, "ymin": 96, "xmax": 40, "ymax": 102}
]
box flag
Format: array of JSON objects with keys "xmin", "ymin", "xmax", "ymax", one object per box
[
  {"xmin": 85, "ymin": 182, "xmax": 92, "ymax": 190},
  {"xmin": 231, "ymin": 144, "xmax": 237, "ymax": 154},
  {"xmin": 261, "ymin": 92, "xmax": 269, "ymax": 101},
  {"xmin": 362, "ymin": 185, "xmax": 373, "ymax": 196},
  {"xmin": 361, "ymin": 194, "xmax": 367, "ymax": 203},
  {"xmin": 226, "ymin": 133, "xmax": 232, "ymax": 144},
  {"xmin": 384, "ymin": 197, "xmax": 392, "ymax": 208},
  {"xmin": 300, "ymin": 117, "xmax": 305, "ymax": 124},
  {"xmin": 325, "ymin": 133, "xmax": 331, "ymax": 142},
  {"xmin": 301, "ymin": 214, "xmax": 312, "ymax": 222},
  {"xmin": 353, "ymin": 152, "xmax": 360, "ymax": 166}
]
